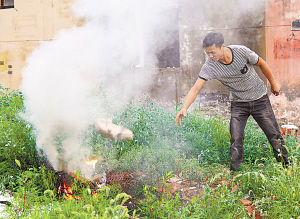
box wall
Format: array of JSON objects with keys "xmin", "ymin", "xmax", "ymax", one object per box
[
  {"xmin": 0, "ymin": 0, "xmax": 266, "ymax": 103},
  {"xmin": 265, "ymin": 0, "xmax": 300, "ymax": 99},
  {"xmin": 0, "ymin": 0, "xmax": 77, "ymax": 89},
  {"xmin": 265, "ymin": 0, "xmax": 300, "ymax": 129}
]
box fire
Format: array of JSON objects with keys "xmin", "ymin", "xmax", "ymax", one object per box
[
  {"xmin": 57, "ymin": 158, "xmax": 102, "ymax": 200},
  {"xmin": 86, "ymin": 158, "xmax": 98, "ymax": 170},
  {"xmin": 57, "ymin": 173, "xmax": 80, "ymax": 200},
  {"xmin": 86, "ymin": 158, "xmax": 98, "ymax": 165},
  {"xmin": 57, "ymin": 170, "xmax": 102, "ymax": 200}
]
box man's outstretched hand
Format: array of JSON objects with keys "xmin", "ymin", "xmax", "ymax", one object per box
[
  {"xmin": 175, "ymin": 108, "xmax": 187, "ymax": 126},
  {"xmin": 271, "ymin": 82, "xmax": 280, "ymax": 96}
]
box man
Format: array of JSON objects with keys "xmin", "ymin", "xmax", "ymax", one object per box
[{"xmin": 175, "ymin": 32, "xmax": 289, "ymax": 171}]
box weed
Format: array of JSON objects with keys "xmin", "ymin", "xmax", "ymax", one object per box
[
  {"xmin": 1, "ymin": 90, "xmax": 299, "ymax": 218},
  {"xmin": 0, "ymin": 88, "xmax": 39, "ymax": 191}
]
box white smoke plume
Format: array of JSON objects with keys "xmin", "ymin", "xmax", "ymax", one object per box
[{"xmin": 21, "ymin": 0, "xmax": 178, "ymax": 178}]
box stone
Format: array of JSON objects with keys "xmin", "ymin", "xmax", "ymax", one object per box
[{"xmin": 240, "ymin": 199, "xmax": 253, "ymax": 206}]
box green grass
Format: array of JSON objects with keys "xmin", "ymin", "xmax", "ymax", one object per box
[
  {"xmin": 7, "ymin": 174, "xmax": 133, "ymax": 218},
  {"xmin": 0, "ymin": 88, "xmax": 39, "ymax": 192},
  {"xmin": 0, "ymin": 89, "xmax": 299, "ymax": 218}
]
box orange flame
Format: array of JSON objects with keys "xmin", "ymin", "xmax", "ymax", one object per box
[
  {"xmin": 86, "ymin": 158, "xmax": 98, "ymax": 170},
  {"xmin": 57, "ymin": 174, "xmax": 80, "ymax": 200},
  {"xmin": 86, "ymin": 158, "xmax": 98, "ymax": 165}
]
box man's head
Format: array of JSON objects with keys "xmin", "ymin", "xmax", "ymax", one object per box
[{"xmin": 203, "ymin": 32, "xmax": 225, "ymax": 62}]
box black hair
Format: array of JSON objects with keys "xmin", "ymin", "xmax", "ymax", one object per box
[{"xmin": 202, "ymin": 32, "xmax": 224, "ymax": 48}]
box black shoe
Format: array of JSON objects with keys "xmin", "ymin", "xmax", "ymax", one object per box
[{"xmin": 282, "ymin": 159, "xmax": 292, "ymax": 168}]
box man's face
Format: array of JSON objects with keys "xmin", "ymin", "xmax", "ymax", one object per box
[{"xmin": 204, "ymin": 44, "xmax": 223, "ymax": 62}]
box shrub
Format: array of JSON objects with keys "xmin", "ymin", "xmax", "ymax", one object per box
[{"xmin": 0, "ymin": 88, "xmax": 39, "ymax": 191}]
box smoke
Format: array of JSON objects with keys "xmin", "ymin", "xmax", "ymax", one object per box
[
  {"xmin": 180, "ymin": 0, "xmax": 265, "ymax": 27},
  {"xmin": 21, "ymin": 0, "xmax": 178, "ymax": 178}
]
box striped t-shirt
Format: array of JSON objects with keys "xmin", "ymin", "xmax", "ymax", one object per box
[{"xmin": 199, "ymin": 45, "xmax": 267, "ymax": 102}]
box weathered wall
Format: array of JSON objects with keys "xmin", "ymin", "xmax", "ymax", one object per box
[
  {"xmin": 1, "ymin": 0, "xmax": 266, "ymax": 103},
  {"xmin": 0, "ymin": 0, "xmax": 77, "ymax": 89},
  {"xmin": 265, "ymin": 0, "xmax": 300, "ymax": 129},
  {"xmin": 265, "ymin": 0, "xmax": 300, "ymax": 99}
]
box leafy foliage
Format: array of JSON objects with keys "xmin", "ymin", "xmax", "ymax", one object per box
[
  {"xmin": 138, "ymin": 172, "xmax": 248, "ymax": 219},
  {"xmin": 7, "ymin": 182, "xmax": 134, "ymax": 218},
  {"xmin": 234, "ymin": 159, "xmax": 300, "ymax": 218},
  {"xmin": 0, "ymin": 90, "xmax": 299, "ymax": 218},
  {"xmin": 0, "ymin": 88, "xmax": 39, "ymax": 191}
]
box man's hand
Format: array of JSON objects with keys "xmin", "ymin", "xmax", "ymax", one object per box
[
  {"xmin": 175, "ymin": 108, "xmax": 187, "ymax": 126},
  {"xmin": 271, "ymin": 82, "xmax": 280, "ymax": 96},
  {"xmin": 256, "ymin": 58, "xmax": 280, "ymax": 96},
  {"xmin": 174, "ymin": 78, "xmax": 206, "ymax": 127}
]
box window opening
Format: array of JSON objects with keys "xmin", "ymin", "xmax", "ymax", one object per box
[
  {"xmin": 0, "ymin": 0, "xmax": 14, "ymax": 9},
  {"xmin": 292, "ymin": 19, "xmax": 300, "ymax": 31}
]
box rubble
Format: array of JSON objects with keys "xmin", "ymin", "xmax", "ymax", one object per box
[
  {"xmin": 0, "ymin": 191, "xmax": 13, "ymax": 218},
  {"xmin": 269, "ymin": 94, "xmax": 300, "ymax": 137},
  {"xmin": 281, "ymin": 124, "xmax": 299, "ymax": 138},
  {"xmin": 160, "ymin": 173, "xmax": 204, "ymax": 200}
]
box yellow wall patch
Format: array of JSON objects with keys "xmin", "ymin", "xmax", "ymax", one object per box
[{"xmin": 0, "ymin": 53, "xmax": 8, "ymax": 72}]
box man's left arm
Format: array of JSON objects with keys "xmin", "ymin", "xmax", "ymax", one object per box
[{"xmin": 256, "ymin": 57, "xmax": 280, "ymax": 96}]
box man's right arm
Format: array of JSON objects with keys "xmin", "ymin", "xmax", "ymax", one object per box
[{"xmin": 175, "ymin": 78, "xmax": 206, "ymax": 126}]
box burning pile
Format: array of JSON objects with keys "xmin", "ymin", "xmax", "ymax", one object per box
[
  {"xmin": 52, "ymin": 119, "xmax": 134, "ymax": 200},
  {"xmin": 56, "ymin": 158, "xmax": 106, "ymax": 200}
]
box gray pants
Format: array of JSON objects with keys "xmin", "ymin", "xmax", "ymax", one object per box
[{"xmin": 230, "ymin": 94, "xmax": 289, "ymax": 171}]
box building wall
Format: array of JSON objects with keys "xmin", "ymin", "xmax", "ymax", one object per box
[
  {"xmin": 0, "ymin": 0, "xmax": 77, "ymax": 89},
  {"xmin": 0, "ymin": 0, "xmax": 266, "ymax": 102},
  {"xmin": 265, "ymin": 0, "xmax": 300, "ymax": 99}
]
